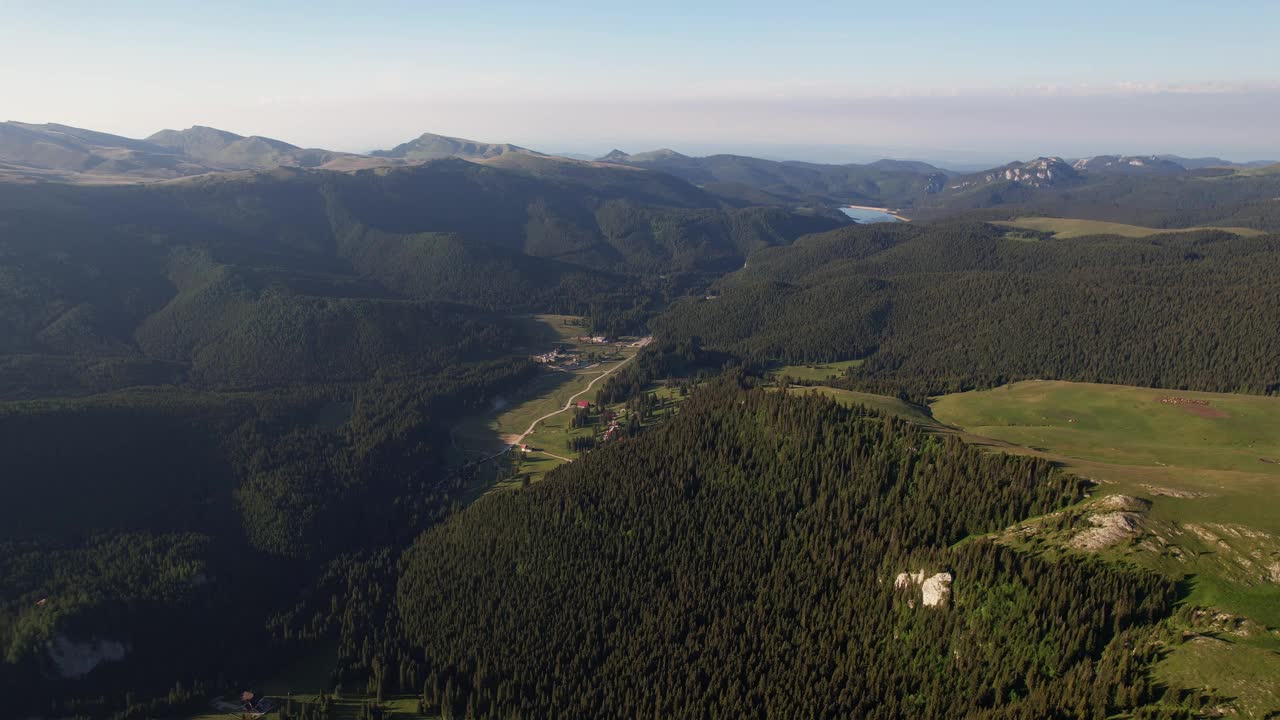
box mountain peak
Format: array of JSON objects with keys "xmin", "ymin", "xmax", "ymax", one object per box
[
  {"xmin": 1071, "ymin": 154, "xmax": 1185, "ymax": 175},
  {"xmin": 625, "ymin": 148, "xmax": 688, "ymax": 162},
  {"xmin": 371, "ymin": 132, "xmax": 539, "ymax": 161}
]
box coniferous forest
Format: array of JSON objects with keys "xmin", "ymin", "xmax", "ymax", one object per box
[
  {"xmin": 394, "ymin": 385, "xmax": 1180, "ymax": 719},
  {"xmin": 652, "ymin": 221, "xmax": 1280, "ymax": 400}
]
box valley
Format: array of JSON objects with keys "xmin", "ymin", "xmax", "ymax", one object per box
[{"xmin": 450, "ymin": 315, "xmax": 654, "ymax": 484}]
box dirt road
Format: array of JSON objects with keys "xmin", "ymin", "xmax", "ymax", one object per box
[{"xmin": 480, "ymin": 343, "xmax": 645, "ymax": 463}]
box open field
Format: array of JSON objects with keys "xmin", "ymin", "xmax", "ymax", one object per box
[
  {"xmin": 453, "ymin": 315, "xmax": 652, "ymax": 486},
  {"xmin": 185, "ymin": 645, "xmax": 440, "ymax": 720},
  {"xmin": 993, "ymin": 216, "xmax": 1265, "ymax": 239},
  {"xmin": 770, "ymin": 359, "xmax": 864, "ymax": 383},
  {"xmin": 1157, "ymin": 627, "xmax": 1280, "ymax": 719},
  {"xmin": 932, "ymin": 381, "xmax": 1280, "ymax": 487},
  {"xmin": 453, "ymin": 315, "xmax": 641, "ymax": 453},
  {"xmin": 188, "ymin": 695, "xmax": 434, "ymax": 720},
  {"xmin": 488, "ymin": 383, "xmax": 689, "ymax": 490},
  {"xmin": 932, "ymin": 380, "xmax": 1280, "ymax": 716}
]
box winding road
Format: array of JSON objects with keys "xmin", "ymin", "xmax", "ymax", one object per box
[{"xmin": 480, "ymin": 341, "xmax": 647, "ymax": 463}]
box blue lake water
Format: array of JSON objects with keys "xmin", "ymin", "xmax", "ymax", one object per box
[{"xmin": 840, "ymin": 207, "xmax": 902, "ymax": 224}]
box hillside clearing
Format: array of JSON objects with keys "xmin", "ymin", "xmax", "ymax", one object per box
[
  {"xmin": 769, "ymin": 359, "xmax": 864, "ymax": 383},
  {"xmin": 993, "ymin": 216, "xmax": 1264, "ymax": 238}
]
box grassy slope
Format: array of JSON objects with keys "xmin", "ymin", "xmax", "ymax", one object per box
[
  {"xmin": 932, "ymin": 380, "xmax": 1280, "ymax": 717},
  {"xmin": 452, "ymin": 315, "xmax": 652, "ymax": 486},
  {"xmin": 769, "ymin": 359, "xmax": 865, "ymax": 383},
  {"xmin": 931, "ymin": 381, "xmax": 1280, "ymax": 535},
  {"xmin": 453, "ymin": 316, "xmax": 637, "ymax": 450},
  {"xmin": 498, "ymin": 384, "xmax": 688, "ymax": 489},
  {"xmin": 993, "ymin": 216, "xmax": 1265, "ymax": 239}
]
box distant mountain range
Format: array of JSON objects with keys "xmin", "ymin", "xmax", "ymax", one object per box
[
  {"xmin": 0, "ymin": 123, "xmax": 547, "ymax": 182},
  {"xmin": 1156, "ymin": 154, "xmax": 1277, "ymax": 170},
  {"xmin": 590, "ymin": 148, "xmax": 950, "ymax": 206},
  {"xmin": 2, "ymin": 121, "xmax": 1277, "ymax": 223},
  {"xmin": 0, "ymin": 121, "xmax": 407, "ymax": 180}
]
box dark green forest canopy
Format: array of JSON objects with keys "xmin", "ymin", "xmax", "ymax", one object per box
[
  {"xmin": 0, "ymin": 161, "xmax": 841, "ymax": 398},
  {"xmin": 396, "ymin": 386, "xmax": 1176, "ymax": 719},
  {"xmin": 652, "ymin": 221, "xmax": 1280, "ymax": 398},
  {"xmin": 0, "ymin": 357, "xmax": 539, "ymax": 715},
  {"xmin": 0, "ymin": 158, "xmax": 843, "ymax": 716}
]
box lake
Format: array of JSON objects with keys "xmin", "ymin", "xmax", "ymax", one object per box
[{"xmin": 840, "ymin": 206, "xmax": 903, "ymax": 224}]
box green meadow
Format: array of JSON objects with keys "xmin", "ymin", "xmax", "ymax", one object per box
[
  {"xmin": 769, "ymin": 359, "xmax": 864, "ymax": 383},
  {"xmin": 993, "ymin": 216, "xmax": 1264, "ymax": 239},
  {"xmin": 933, "ymin": 380, "xmax": 1280, "ymax": 716}
]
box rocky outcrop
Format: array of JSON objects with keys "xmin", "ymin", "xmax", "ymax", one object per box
[
  {"xmin": 982, "ymin": 157, "xmax": 1079, "ymax": 188},
  {"xmin": 1071, "ymin": 155, "xmax": 1186, "ymax": 176},
  {"xmin": 1068, "ymin": 495, "xmax": 1149, "ymax": 550},
  {"xmin": 894, "ymin": 570, "xmax": 953, "ymax": 608}
]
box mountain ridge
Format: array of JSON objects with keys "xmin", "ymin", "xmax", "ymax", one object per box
[{"xmin": 370, "ymin": 132, "xmax": 543, "ymax": 161}]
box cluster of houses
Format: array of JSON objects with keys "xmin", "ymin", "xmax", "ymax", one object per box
[
  {"xmin": 578, "ymin": 335, "xmax": 652, "ymax": 349},
  {"xmin": 531, "ymin": 346, "xmax": 597, "ymax": 371},
  {"xmin": 532, "ymin": 336, "xmax": 652, "ymax": 369},
  {"xmin": 602, "ymin": 419, "xmax": 621, "ymax": 442},
  {"xmin": 532, "ymin": 346, "xmax": 576, "ymax": 365},
  {"xmin": 577, "ymin": 400, "xmax": 623, "ymax": 442}
]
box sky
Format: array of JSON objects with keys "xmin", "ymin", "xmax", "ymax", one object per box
[{"xmin": 2, "ymin": 0, "xmax": 1278, "ymax": 164}]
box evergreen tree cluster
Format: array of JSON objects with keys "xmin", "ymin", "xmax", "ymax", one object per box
[
  {"xmin": 653, "ymin": 222, "xmax": 1280, "ymax": 398},
  {"xmin": 394, "ymin": 385, "xmax": 1179, "ymax": 718}
]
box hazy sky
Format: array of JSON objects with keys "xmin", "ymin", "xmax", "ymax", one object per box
[{"xmin": 3, "ymin": 0, "xmax": 1277, "ymax": 163}]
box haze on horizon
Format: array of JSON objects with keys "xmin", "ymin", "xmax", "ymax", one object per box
[{"xmin": 2, "ymin": 0, "xmax": 1278, "ymax": 165}]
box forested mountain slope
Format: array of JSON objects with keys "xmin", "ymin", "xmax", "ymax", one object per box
[
  {"xmin": 395, "ymin": 385, "xmax": 1178, "ymax": 718},
  {"xmin": 0, "ymin": 155, "xmax": 847, "ymax": 716},
  {"xmin": 0, "ymin": 355, "xmax": 540, "ymax": 716},
  {"xmin": 653, "ymin": 221, "xmax": 1280, "ymax": 398},
  {"xmin": 0, "ymin": 159, "xmax": 841, "ymax": 397}
]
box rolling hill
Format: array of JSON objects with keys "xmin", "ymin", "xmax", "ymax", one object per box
[
  {"xmin": 146, "ymin": 125, "xmax": 388, "ymax": 170},
  {"xmin": 370, "ymin": 132, "xmax": 543, "ymax": 161},
  {"xmin": 595, "ymin": 148, "xmax": 950, "ymax": 206},
  {"xmin": 0, "ymin": 121, "xmax": 219, "ymax": 179},
  {"xmin": 0, "ymin": 121, "xmax": 395, "ymax": 181},
  {"xmin": 0, "ymin": 157, "xmax": 842, "ymax": 397},
  {"xmin": 652, "ymin": 219, "xmax": 1280, "ymax": 397}
]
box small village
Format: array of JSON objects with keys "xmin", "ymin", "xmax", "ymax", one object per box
[{"xmin": 530, "ymin": 335, "xmax": 651, "ymax": 370}]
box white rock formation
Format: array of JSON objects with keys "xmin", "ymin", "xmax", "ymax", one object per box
[
  {"xmin": 921, "ymin": 573, "xmax": 953, "ymax": 607},
  {"xmin": 894, "ymin": 570, "xmax": 953, "ymax": 608}
]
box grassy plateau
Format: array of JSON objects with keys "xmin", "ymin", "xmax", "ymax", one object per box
[
  {"xmin": 993, "ymin": 216, "xmax": 1265, "ymax": 239},
  {"xmin": 932, "ymin": 380, "xmax": 1280, "ymax": 717}
]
